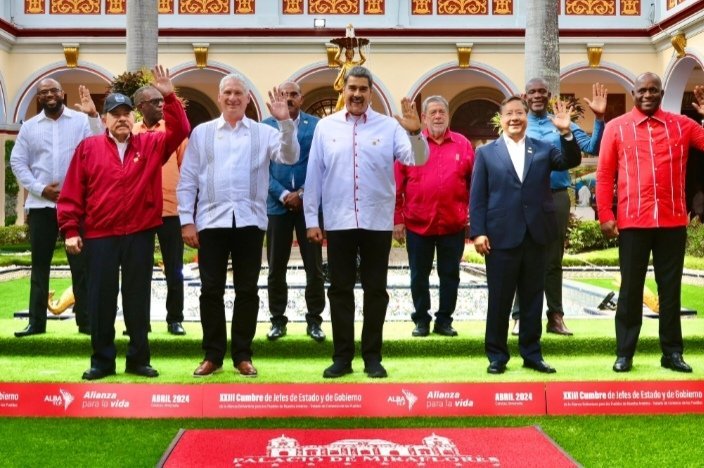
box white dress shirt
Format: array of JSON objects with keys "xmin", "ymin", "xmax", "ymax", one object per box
[
  {"xmin": 502, "ymin": 133, "xmax": 526, "ymax": 182},
  {"xmin": 304, "ymin": 107, "xmax": 429, "ymax": 231},
  {"xmin": 177, "ymin": 115, "xmax": 299, "ymax": 231},
  {"xmin": 10, "ymin": 107, "xmax": 102, "ymax": 209}
]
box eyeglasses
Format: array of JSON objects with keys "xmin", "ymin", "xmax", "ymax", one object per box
[
  {"xmin": 37, "ymin": 88, "xmax": 62, "ymax": 96},
  {"xmin": 139, "ymin": 98, "xmax": 164, "ymax": 106}
]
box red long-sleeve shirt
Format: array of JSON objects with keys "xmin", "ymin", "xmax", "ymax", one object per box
[
  {"xmin": 394, "ymin": 129, "xmax": 474, "ymax": 236},
  {"xmin": 596, "ymin": 107, "xmax": 704, "ymax": 229},
  {"xmin": 58, "ymin": 93, "xmax": 190, "ymax": 239}
]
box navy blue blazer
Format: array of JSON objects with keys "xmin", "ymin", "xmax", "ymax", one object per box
[
  {"xmin": 469, "ymin": 135, "xmax": 581, "ymax": 249},
  {"xmin": 263, "ymin": 111, "xmax": 320, "ymax": 215}
]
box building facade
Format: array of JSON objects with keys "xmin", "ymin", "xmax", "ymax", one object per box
[{"xmin": 1, "ymin": 0, "xmax": 703, "ymax": 223}]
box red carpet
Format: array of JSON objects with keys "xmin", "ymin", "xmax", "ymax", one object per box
[{"xmin": 158, "ymin": 427, "xmax": 577, "ymax": 467}]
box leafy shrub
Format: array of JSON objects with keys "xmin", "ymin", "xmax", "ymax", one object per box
[
  {"xmin": 5, "ymin": 140, "xmax": 19, "ymax": 225},
  {"xmin": 0, "ymin": 225, "xmax": 29, "ymax": 245},
  {"xmin": 566, "ymin": 217, "xmax": 618, "ymax": 253},
  {"xmin": 686, "ymin": 217, "xmax": 704, "ymax": 257}
]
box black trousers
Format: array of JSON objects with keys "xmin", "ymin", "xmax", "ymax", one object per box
[
  {"xmin": 511, "ymin": 189, "xmax": 570, "ymax": 320},
  {"xmin": 198, "ymin": 226, "xmax": 265, "ymax": 366},
  {"xmin": 84, "ymin": 230, "xmax": 155, "ymax": 371},
  {"xmin": 266, "ymin": 211, "xmax": 324, "ymax": 326},
  {"xmin": 156, "ymin": 216, "xmax": 184, "ymax": 324},
  {"xmin": 406, "ymin": 229, "xmax": 465, "ymax": 326},
  {"xmin": 615, "ymin": 227, "xmax": 687, "ymax": 358},
  {"xmin": 27, "ymin": 207, "xmax": 88, "ymax": 330},
  {"xmin": 485, "ymin": 234, "xmax": 546, "ymax": 364},
  {"xmin": 326, "ymin": 229, "xmax": 391, "ymax": 366}
]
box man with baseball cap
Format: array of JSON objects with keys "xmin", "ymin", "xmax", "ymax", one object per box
[{"xmin": 58, "ymin": 65, "xmax": 190, "ymax": 380}]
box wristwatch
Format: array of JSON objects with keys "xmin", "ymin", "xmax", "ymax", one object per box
[{"xmin": 297, "ymin": 188, "xmax": 304, "ymax": 199}]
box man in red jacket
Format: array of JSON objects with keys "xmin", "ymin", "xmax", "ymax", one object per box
[
  {"xmin": 596, "ymin": 72, "xmax": 704, "ymax": 373},
  {"xmin": 58, "ymin": 65, "xmax": 190, "ymax": 380},
  {"xmin": 394, "ymin": 95, "xmax": 474, "ymax": 337}
]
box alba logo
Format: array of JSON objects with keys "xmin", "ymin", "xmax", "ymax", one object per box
[
  {"xmin": 387, "ymin": 389, "xmax": 418, "ymax": 411},
  {"xmin": 43, "ymin": 389, "xmax": 75, "ymax": 411}
]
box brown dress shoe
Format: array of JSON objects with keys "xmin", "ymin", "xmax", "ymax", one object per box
[
  {"xmin": 236, "ymin": 360, "xmax": 258, "ymax": 378},
  {"xmin": 193, "ymin": 360, "xmax": 223, "ymax": 377},
  {"xmin": 546, "ymin": 313, "xmax": 573, "ymax": 336}
]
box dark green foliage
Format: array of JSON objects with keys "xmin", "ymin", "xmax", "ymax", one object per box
[
  {"xmin": 5, "ymin": 139, "xmax": 19, "ymax": 225},
  {"xmin": 109, "ymin": 69, "xmax": 154, "ymax": 99},
  {"xmin": 686, "ymin": 217, "xmax": 704, "ymax": 257},
  {"xmin": 566, "ymin": 217, "xmax": 618, "ymax": 254},
  {"xmin": 0, "ymin": 224, "xmax": 29, "ymax": 245}
]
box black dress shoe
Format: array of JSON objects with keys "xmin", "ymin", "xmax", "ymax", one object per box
[
  {"xmin": 167, "ymin": 322, "xmax": 186, "ymax": 336},
  {"xmin": 323, "ymin": 361, "xmax": 353, "ymax": 378},
  {"xmin": 82, "ymin": 367, "xmax": 116, "ymax": 381},
  {"xmin": 306, "ymin": 323, "xmax": 326, "ymax": 342},
  {"xmin": 412, "ymin": 322, "xmax": 430, "ymax": 337},
  {"xmin": 523, "ymin": 359, "xmax": 557, "ymax": 374},
  {"xmin": 487, "ymin": 361, "xmax": 507, "ymax": 374},
  {"xmin": 613, "ymin": 356, "xmax": 633, "ymax": 372},
  {"xmin": 14, "ymin": 325, "xmax": 45, "ymax": 338},
  {"xmin": 661, "ymin": 353, "xmax": 693, "ymax": 373},
  {"xmin": 364, "ymin": 362, "xmax": 388, "ymax": 378},
  {"xmin": 267, "ymin": 323, "xmax": 287, "ymax": 341},
  {"xmin": 433, "ymin": 323, "xmax": 458, "ymax": 337},
  {"xmin": 125, "ymin": 365, "xmax": 159, "ymax": 378}
]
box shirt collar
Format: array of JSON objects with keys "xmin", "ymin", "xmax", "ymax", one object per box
[
  {"xmin": 217, "ymin": 114, "xmax": 251, "ymax": 130},
  {"xmin": 37, "ymin": 106, "xmax": 70, "ymax": 122},
  {"xmin": 423, "ymin": 127, "xmax": 455, "ymax": 143},
  {"xmin": 136, "ymin": 119, "xmax": 164, "ymax": 131},
  {"xmin": 502, "ymin": 133, "xmax": 526, "ymax": 147},
  {"xmin": 631, "ymin": 106, "xmax": 666, "ymax": 125},
  {"xmin": 108, "ymin": 131, "xmax": 130, "ymax": 145}
]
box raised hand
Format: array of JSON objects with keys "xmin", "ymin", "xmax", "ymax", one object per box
[
  {"xmin": 393, "ymin": 97, "xmax": 421, "ymax": 133},
  {"xmin": 583, "ymin": 82, "xmax": 608, "ymax": 120},
  {"xmin": 73, "ymin": 85, "xmax": 98, "ymax": 117},
  {"xmin": 692, "ymin": 85, "xmax": 704, "ymax": 116},
  {"xmin": 548, "ymin": 99, "xmax": 573, "ymax": 134},
  {"xmin": 266, "ymin": 87, "xmax": 290, "ymax": 121},
  {"xmin": 152, "ymin": 65, "xmax": 174, "ymax": 97}
]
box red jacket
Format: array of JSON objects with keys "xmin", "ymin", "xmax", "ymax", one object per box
[
  {"xmin": 58, "ymin": 93, "xmax": 190, "ymax": 239},
  {"xmin": 394, "ymin": 129, "xmax": 474, "ymax": 236},
  {"xmin": 596, "ymin": 107, "xmax": 704, "ymax": 229}
]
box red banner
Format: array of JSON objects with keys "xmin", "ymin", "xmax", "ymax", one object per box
[
  {"xmin": 2, "ymin": 381, "xmax": 703, "ymax": 418},
  {"xmin": 0, "ymin": 383, "xmax": 203, "ymax": 418},
  {"xmin": 201, "ymin": 383, "xmax": 545, "ymax": 418},
  {"xmin": 0, "ymin": 382, "xmax": 543, "ymax": 418},
  {"xmin": 546, "ymin": 381, "xmax": 704, "ymax": 415}
]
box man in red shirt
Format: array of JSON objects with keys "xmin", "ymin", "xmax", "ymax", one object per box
[
  {"xmin": 596, "ymin": 72, "xmax": 704, "ymax": 373},
  {"xmin": 58, "ymin": 65, "xmax": 190, "ymax": 380},
  {"xmin": 394, "ymin": 95, "xmax": 474, "ymax": 337}
]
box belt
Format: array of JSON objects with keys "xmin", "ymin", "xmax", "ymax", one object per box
[{"xmin": 551, "ymin": 188, "xmax": 568, "ymax": 193}]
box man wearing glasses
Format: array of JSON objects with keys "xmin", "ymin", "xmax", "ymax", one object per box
[
  {"xmin": 132, "ymin": 85, "xmax": 189, "ymax": 336},
  {"xmin": 10, "ymin": 78, "xmax": 102, "ymax": 337}
]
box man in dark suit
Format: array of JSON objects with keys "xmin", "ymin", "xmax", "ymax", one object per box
[
  {"xmin": 469, "ymin": 96, "xmax": 581, "ymax": 375},
  {"xmin": 263, "ymin": 81, "xmax": 325, "ymax": 343}
]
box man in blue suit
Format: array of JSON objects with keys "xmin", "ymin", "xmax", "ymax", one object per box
[
  {"xmin": 263, "ymin": 81, "xmax": 325, "ymax": 342},
  {"xmin": 470, "ymin": 96, "xmax": 581, "ymax": 375}
]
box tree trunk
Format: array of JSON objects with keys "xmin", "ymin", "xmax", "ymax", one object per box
[
  {"xmin": 126, "ymin": 0, "xmax": 158, "ymax": 72},
  {"xmin": 525, "ymin": 0, "xmax": 560, "ymax": 95}
]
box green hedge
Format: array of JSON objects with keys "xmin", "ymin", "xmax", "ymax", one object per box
[
  {"xmin": 566, "ymin": 217, "xmax": 618, "ymax": 254},
  {"xmin": 686, "ymin": 217, "xmax": 704, "ymax": 257},
  {"xmin": 5, "ymin": 140, "xmax": 19, "ymax": 226},
  {"xmin": 0, "ymin": 224, "xmax": 28, "ymax": 245}
]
